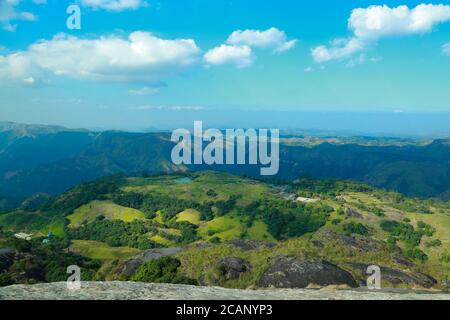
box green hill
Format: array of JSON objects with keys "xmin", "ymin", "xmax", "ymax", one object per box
[{"xmin": 1, "ymin": 172, "xmax": 448, "ymax": 290}]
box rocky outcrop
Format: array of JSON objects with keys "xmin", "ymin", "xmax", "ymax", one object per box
[
  {"xmin": 219, "ymin": 257, "xmax": 251, "ymax": 280},
  {"xmin": 119, "ymin": 247, "xmax": 184, "ymax": 278},
  {"xmin": 257, "ymin": 256, "xmax": 358, "ymax": 289},
  {"xmin": 346, "ymin": 263, "xmax": 437, "ymax": 288},
  {"xmin": 1, "ymin": 282, "xmax": 449, "ymax": 300},
  {"xmin": 321, "ymin": 230, "xmax": 385, "ymax": 252},
  {"xmin": 0, "ymin": 248, "xmax": 15, "ymax": 272},
  {"xmin": 345, "ymin": 208, "xmax": 363, "ymax": 218},
  {"xmin": 227, "ymin": 240, "xmax": 276, "ymax": 251}
]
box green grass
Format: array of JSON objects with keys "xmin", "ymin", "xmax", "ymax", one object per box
[
  {"xmin": 68, "ymin": 200, "xmax": 146, "ymax": 228},
  {"xmin": 247, "ymin": 220, "xmax": 276, "ymax": 241},
  {"xmin": 176, "ymin": 209, "xmax": 201, "ymax": 225},
  {"xmin": 123, "ymin": 172, "xmax": 273, "ymax": 207},
  {"xmin": 198, "ymin": 216, "xmax": 243, "ymax": 240},
  {"xmin": 0, "ymin": 210, "xmax": 65, "ymax": 236},
  {"xmin": 149, "ymin": 235, "xmax": 175, "ymax": 247},
  {"xmin": 69, "ymin": 240, "xmax": 140, "ymax": 260}
]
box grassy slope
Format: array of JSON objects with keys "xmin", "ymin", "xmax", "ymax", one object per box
[
  {"xmin": 67, "ymin": 200, "xmax": 146, "ymax": 227},
  {"xmin": 69, "ymin": 240, "xmax": 140, "ymax": 260},
  {"xmin": 1, "ymin": 172, "xmax": 448, "ymax": 288}
]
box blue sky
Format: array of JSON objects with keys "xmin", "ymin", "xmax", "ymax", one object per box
[{"xmin": 1, "ymin": 0, "xmax": 450, "ymax": 131}]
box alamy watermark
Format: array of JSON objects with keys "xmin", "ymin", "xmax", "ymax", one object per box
[
  {"xmin": 366, "ymin": 265, "xmax": 381, "ymax": 290},
  {"xmin": 67, "ymin": 265, "xmax": 81, "ymax": 290},
  {"xmin": 171, "ymin": 121, "xmax": 280, "ymax": 176},
  {"xmin": 66, "ymin": 4, "xmax": 81, "ymax": 30}
]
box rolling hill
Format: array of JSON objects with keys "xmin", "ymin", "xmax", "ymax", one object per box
[{"xmin": 0, "ymin": 122, "xmax": 450, "ymax": 211}]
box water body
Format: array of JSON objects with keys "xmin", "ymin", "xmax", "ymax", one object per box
[{"xmin": 175, "ymin": 177, "xmax": 193, "ymax": 184}]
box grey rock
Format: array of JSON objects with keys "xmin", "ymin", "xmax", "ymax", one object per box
[
  {"xmin": 391, "ymin": 255, "xmax": 415, "ymax": 268},
  {"xmin": 321, "ymin": 230, "xmax": 384, "ymax": 252},
  {"xmin": 1, "ymin": 282, "xmax": 449, "ymax": 300},
  {"xmin": 119, "ymin": 247, "xmax": 184, "ymax": 278},
  {"xmin": 227, "ymin": 239, "xmax": 275, "ymax": 251},
  {"xmin": 312, "ymin": 240, "xmax": 324, "ymax": 248},
  {"xmin": 345, "ymin": 208, "xmax": 363, "ymax": 218},
  {"xmin": 219, "ymin": 257, "xmax": 250, "ymax": 280},
  {"xmin": 346, "ymin": 263, "xmax": 437, "ymax": 288},
  {"xmin": 258, "ymin": 257, "xmax": 358, "ymax": 289},
  {"xmin": 0, "ymin": 248, "xmax": 16, "ymax": 272}
]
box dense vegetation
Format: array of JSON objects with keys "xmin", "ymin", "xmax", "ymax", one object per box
[
  {"xmin": 0, "ymin": 171, "xmax": 449, "ymax": 290},
  {"xmin": 132, "ymin": 257, "xmax": 197, "ymax": 285},
  {"xmin": 0, "ymin": 234, "xmax": 100, "ymax": 287},
  {"xmin": 67, "ymin": 218, "xmax": 158, "ymax": 249}
]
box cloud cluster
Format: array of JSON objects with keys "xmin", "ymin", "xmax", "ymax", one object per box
[
  {"xmin": 81, "ymin": 0, "xmax": 148, "ymax": 12},
  {"xmin": 0, "ymin": 0, "xmax": 37, "ymax": 32},
  {"xmin": 204, "ymin": 44, "xmax": 255, "ymax": 69},
  {"xmin": 0, "ymin": 27, "xmax": 296, "ymax": 86},
  {"xmin": 312, "ymin": 4, "xmax": 450, "ymax": 63},
  {"xmin": 227, "ymin": 27, "xmax": 297, "ymax": 53},
  {"xmin": 0, "ymin": 32, "xmax": 201, "ymax": 84},
  {"xmin": 205, "ymin": 27, "xmax": 297, "ymax": 68}
]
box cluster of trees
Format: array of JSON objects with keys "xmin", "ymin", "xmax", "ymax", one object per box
[
  {"xmin": 0, "ymin": 236, "xmax": 100, "ymax": 287},
  {"xmin": 248, "ymin": 198, "xmax": 332, "ymax": 240},
  {"xmin": 67, "ymin": 217, "xmax": 158, "ymax": 249},
  {"xmin": 112, "ymin": 191, "xmax": 238, "ymax": 223},
  {"xmin": 293, "ymin": 177, "xmax": 373, "ymax": 197},
  {"xmin": 131, "ymin": 256, "xmax": 197, "ymax": 285},
  {"xmin": 381, "ymin": 220, "xmax": 435, "ymax": 262},
  {"xmin": 343, "ymin": 222, "xmax": 370, "ymax": 236}
]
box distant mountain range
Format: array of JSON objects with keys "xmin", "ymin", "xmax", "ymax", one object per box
[{"xmin": 0, "ymin": 121, "xmax": 449, "ymax": 209}]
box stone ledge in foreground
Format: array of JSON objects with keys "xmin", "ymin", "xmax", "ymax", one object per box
[{"xmin": 0, "ymin": 282, "xmax": 449, "ymax": 300}]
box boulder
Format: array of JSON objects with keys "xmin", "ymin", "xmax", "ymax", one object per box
[
  {"xmin": 0, "ymin": 248, "xmax": 16, "ymax": 272},
  {"xmin": 257, "ymin": 256, "xmax": 358, "ymax": 289},
  {"xmin": 219, "ymin": 257, "xmax": 250, "ymax": 280},
  {"xmin": 346, "ymin": 263, "xmax": 437, "ymax": 288},
  {"xmin": 227, "ymin": 239, "xmax": 275, "ymax": 251},
  {"xmin": 119, "ymin": 247, "xmax": 184, "ymax": 278},
  {"xmin": 345, "ymin": 208, "xmax": 363, "ymax": 218}
]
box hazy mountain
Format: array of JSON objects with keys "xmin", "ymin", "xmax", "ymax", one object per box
[{"xmin": 0, "ymin": 122, "xmax": 449, "ymax": 209}]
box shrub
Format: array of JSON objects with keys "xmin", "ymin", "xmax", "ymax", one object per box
[
  {"xmin": 404, "ymin": 247, "xmax": 428, "ymax": 262},
  {"xmin": 0, "ymin": 273, "xmax": 13, "ymax": 287},
  {"xmin": 343, "ymin": 222, "xmax": 369, "ymax": 236},
  {"xmin": 132, "ymin": 257, "xmax": 196, "ymax": 285},
  {"xmin": 425, "ymin": 239, "xmax": 442, "ymax": 247}
]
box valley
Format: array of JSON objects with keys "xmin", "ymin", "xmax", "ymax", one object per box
[{"xmin": 1, "ymin": 171, "xmax": 449, "ymax": 291}]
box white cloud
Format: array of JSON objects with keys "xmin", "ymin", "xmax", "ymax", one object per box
[
  {"xmin": 443, "ymin": 42, "xmax": 450, "ymax": 55},
  {"xmin": 0, "ymin": 31, "xmax": 201, "ymax": 84},
  {"xmin": 312, "ymin": 4, "xmax": 450, "ymax": 63},
  {"xmin": 81, "ymin": 0, "xmax": 148, "ymax": 12},
  {"xmin": 204, "ymin": 44, "xmax": 255, "ymax": 68},
  {"xmin": 349, "ymin": 4, "xmax": 450, "ymax": 39},
  {"xmin": 205, "ymin": 27, "xmax": 295, "ymax": 68},
  {"xmin": 0, "ymin": 0, "xmax": 37, "ymax": 32},
  {"xmin": 311, "ymin": 38, "xmax": 364, "ymax": 63},
  {"xmin": 227, "ymin": 27, "xmax": 298, "ymax": 53}
]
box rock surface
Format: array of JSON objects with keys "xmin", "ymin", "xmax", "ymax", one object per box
[
  {"xmin": 227, "ymin": 239, "xmax": 275, "ymax": 251},
  {"xmin": 0, "ymin": 282, "xmax": 449, "ymax": 300},
  {"xmin": 119, "ymin": 247, "xmax": 184, "ymax": 277},
  {"xmin": 0, "ymin": 248, "xmax": 15, "ymax": 272},
  {"xmin": 258, "ymin": 257, "xmax": 358, "ymax": 289},
  {"xmin": 346, "ymin": 263, "xmax": 437, "ymax": 288},
  {"xmin": 219, "ymin": 257, "xmax": 251, "ymax": 280}
]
